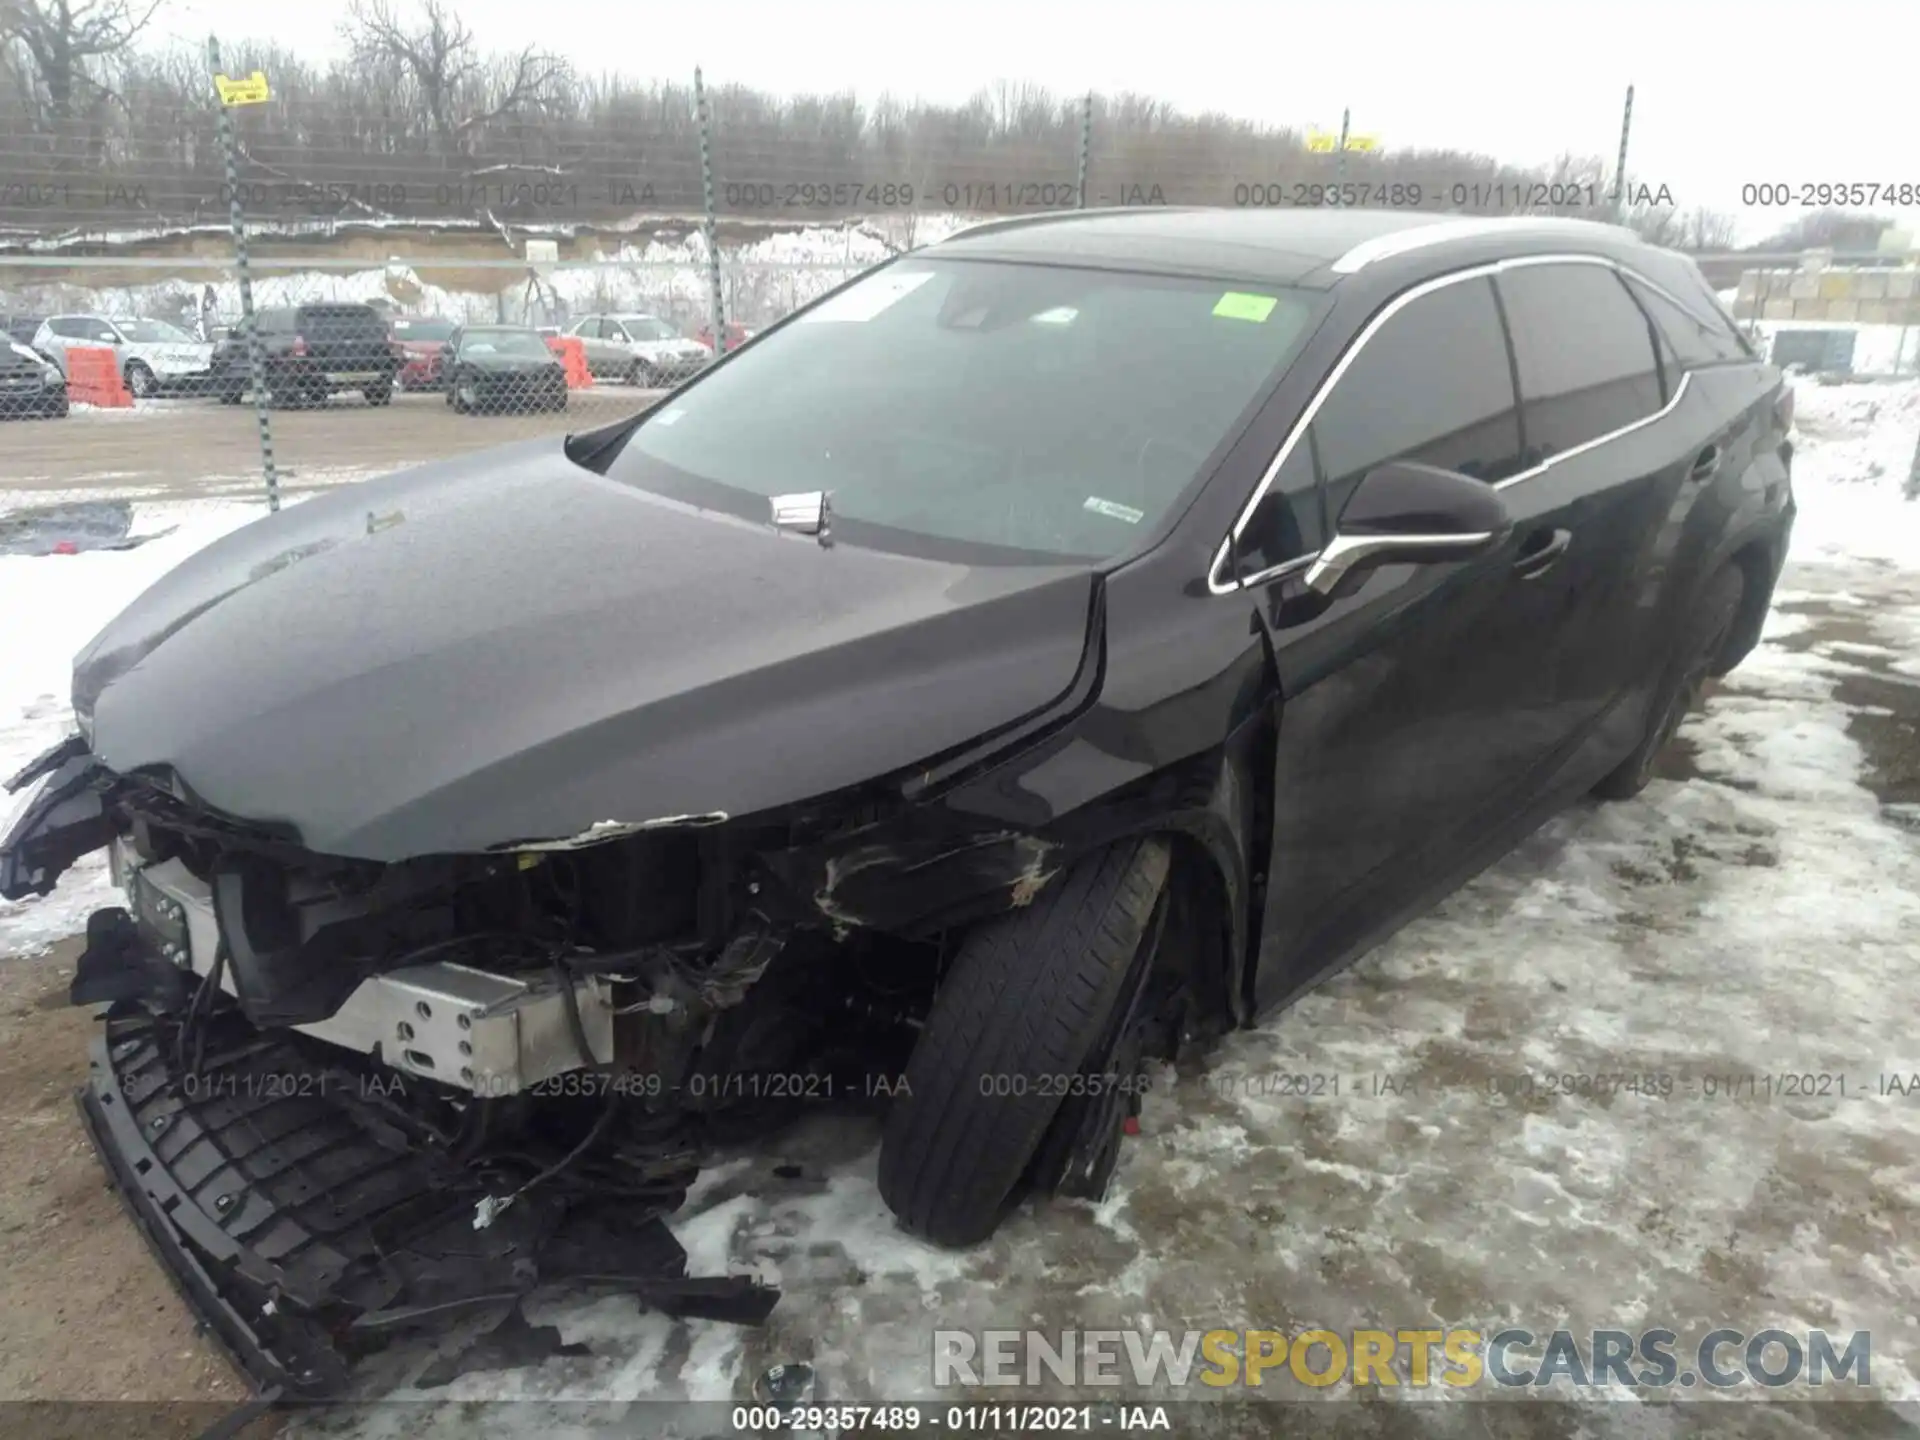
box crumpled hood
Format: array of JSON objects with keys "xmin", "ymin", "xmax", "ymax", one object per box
[{"xmin": 74, "ymin": 437, "xmax": 1096, "ymax": 860}]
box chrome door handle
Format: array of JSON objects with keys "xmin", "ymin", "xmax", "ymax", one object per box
[{"xmin": 1512, "ymin": 527, "xmax": 1572, "ymax": 579}]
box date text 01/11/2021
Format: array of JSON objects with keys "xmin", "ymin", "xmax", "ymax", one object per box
[{"xmin": 732, "ymin": 1404, "xmax": 1173, "ymax": 1432}]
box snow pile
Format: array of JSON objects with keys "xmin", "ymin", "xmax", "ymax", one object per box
[
  {"xmin": 0, "ymin": 501, "xmax": 269, "ymax": 956},
  {"xmin": 1, "ymin": 216, "xmax": 986, "ymax": 335},
  {"xmin": 1787, "ymin": 379, "xmax": 1920, "ymax": 566}
]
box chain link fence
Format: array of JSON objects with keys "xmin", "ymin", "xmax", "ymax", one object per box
[{"xmin": 3, "ymin": 49, "xmax": 1916, "ymax": 505}]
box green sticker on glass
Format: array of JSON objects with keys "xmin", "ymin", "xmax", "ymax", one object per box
[{"xmin": 1213, "ymin": 292, "xmax": 1277, "ymax": 322}]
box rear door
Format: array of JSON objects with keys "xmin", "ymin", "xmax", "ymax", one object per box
[
  {"xmin": 1491, "ymin": 259, "xmax": 1703, "ymax": 764},
  {"xmin": 1242, "ymin": 272, "xmax": 1587, "ymax": 1010}
]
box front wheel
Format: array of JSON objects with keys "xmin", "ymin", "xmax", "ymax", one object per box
[
  {"xmin": 877, "ymin": 835, "xmax": 1171, "ymax": 1247},
  {"xmin": 124, "ymin": 360, "xmax": 157, "ymax": 399},
  {"xmin": 1594, "ymin": 564, "xmax": 1745, "ymax": 801},
  {"xmin": 363, "ymin": 380, "xmax": 393, "ymax": 406}
]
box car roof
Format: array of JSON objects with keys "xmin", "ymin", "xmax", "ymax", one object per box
[{"xmin": 925, "ymin": 208, "xmax": 1658, "ymax": 290}]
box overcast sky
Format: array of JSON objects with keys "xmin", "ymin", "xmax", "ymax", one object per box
[{"xmin": 151, "ymin": 0, "xmax": 1920, "ymax": 246}]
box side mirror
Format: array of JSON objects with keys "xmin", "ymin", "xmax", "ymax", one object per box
[{"xmin": 1304, "ymin": 460, "xmax": 1512, "ymax": 597}]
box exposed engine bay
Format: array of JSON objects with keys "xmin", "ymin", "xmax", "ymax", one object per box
[{"xmin": 4, "ymin": 732, "xmax": 1178, "ymax": 1401}]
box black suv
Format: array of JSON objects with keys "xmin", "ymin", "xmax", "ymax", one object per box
[
  {"xmin": 0, "ymin": 336, "xmax": 66, "ymax": 417},
  {"xmin": 213, "ymin": 303, "xmax": 401, "ymax": 407},
  {"xmin": 4, "ymin": 214, "xmax": 1796, "ymax": 1383}
]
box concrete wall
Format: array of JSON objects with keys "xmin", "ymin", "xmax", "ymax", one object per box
[{"xmin": 1734, "ymin": 265, "xmax": 1920, "ymax": 325}]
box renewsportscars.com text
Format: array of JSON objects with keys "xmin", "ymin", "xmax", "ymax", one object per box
[{"xmin": 933, "ymin": 1327, "xmax": 1871, "ymax": 1390}]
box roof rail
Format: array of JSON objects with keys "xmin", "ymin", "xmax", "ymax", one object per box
[{"xmin": 1330, "ymin": 215, "xmax": 1638, "ymax": 275}]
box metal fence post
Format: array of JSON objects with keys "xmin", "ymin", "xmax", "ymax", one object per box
[
  {"xmin": 694, "ymin": 68, "xmax": 727, "ymax": 358},
  {"xmin": 1335, "ymin": 107, "xmax": 1351, "ymax": 189},
  {"xmin": 1076, "ymin": 93, "xmax": 1093, "ymax": 208},
  {"xmin": 208, "ymin": 36, "xmax": 279, "ymax": 512},
  {"xmin": 1611, "ymin": 84, "xmax": 1635, "ymax": 223}
]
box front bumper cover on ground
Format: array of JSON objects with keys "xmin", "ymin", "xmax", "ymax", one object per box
[{"xmin": 75, "ymin": 995, "xmax": 779, "ymax": 1403}]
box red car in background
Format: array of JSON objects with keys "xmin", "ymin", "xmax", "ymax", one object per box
[
  {"xmin": 390, "ymin": 316, "xmax": 458, "ymax": 391},
  {"xmin": 695, "ymin": 321, "xmax": 755, "ymax": 352}
]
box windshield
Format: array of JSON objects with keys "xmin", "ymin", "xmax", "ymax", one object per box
[
  {"xmin": 115, "ymin": 319, "xmax": 195, "ymax": 343},
  {"xmin": 393, "ymin": 318, "xmax": 456, "ymax": 341},
  {"xmin": 605, "ymin": 259, "xmax": 1320, "ymax": 562},
  {"xmin": 460, "ymin": 330, "xmax": 554, "ymax": 359},
  {"xmin": 621, "ymin": 317, "xmax": 680, "ymax": 341}
]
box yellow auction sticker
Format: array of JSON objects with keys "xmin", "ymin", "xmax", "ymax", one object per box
[
  {"xmin": 214, "ymin": 71, "xmax": 271, "ymax": 106},
  {"xmin": 1213, "ymin": 292, "xmax": 1278, "ymax": 322}
]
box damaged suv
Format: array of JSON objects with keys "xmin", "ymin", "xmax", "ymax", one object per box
[{"xmin": 2, "ymin": 209, "xmax": 1793, "ymax": 1397}]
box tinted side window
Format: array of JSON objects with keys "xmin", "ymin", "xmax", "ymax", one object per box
[
  {"xmin": 1498, "ymin": 263, "xmax": 1662, "ymax": 461},
  {"xmin": 1236, "ymin": 444, "xmax": 1324, "ymax": 580},
  {"xmin": 51, "ymin": 318, "xmax": 86, "ymax": 338},
  {"xmin": 1622, "ymin": 274, "xmax": 1746, "ymax": 370},
  {"xmin": 1314, "ymin": 276, "xmax": 1523, "ymax": 523}
]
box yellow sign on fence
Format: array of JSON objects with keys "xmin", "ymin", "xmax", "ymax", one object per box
[
  {"xmin": 1306, "ymin": 130, "xmax": 1381, "ymax": 153},
  {"xmin": 214, "ymin": 71, "xmax": 271, "ymax": 107}
]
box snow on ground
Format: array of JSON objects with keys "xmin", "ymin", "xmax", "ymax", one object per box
[
  {"xmin": 0, "ymin": 500, "xmax": 272, "ymax": 953},
  {"xmin": 2, "ymin": 384, "xmax": 1918, "ymax": 1428},
  {"xmin": 2, "ymin": 215, "xmax": 981, "ymax": 333}
]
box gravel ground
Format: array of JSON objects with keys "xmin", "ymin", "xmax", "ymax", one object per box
[{"xmin": 0, "ymin": 384, "xmax": 1916, "ymax": 1439}]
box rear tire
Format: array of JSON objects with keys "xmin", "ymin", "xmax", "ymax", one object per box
[
  {"xmin": 363, "ymin": 380, "xmax": 393, "ymax": 406},
  {"xmin": 124, "ymin": 360, "xmax": 156, "ymax": 399},
  {"xmin": 1594, "ymin": 564, "xmax": 1745, "ymax": 801},
  {"xmin": 878, "ymin": 836, "xmax": 1171, "ymax": 1247}
]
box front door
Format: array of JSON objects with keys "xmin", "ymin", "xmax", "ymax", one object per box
[{"xmin": 1238, "ymin": 272, "xmax": 1590, "ymax": 1012}]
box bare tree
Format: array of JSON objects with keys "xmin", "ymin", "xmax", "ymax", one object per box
[
  {"xmin": 1677, "ymin": 207, "xmax": 1737, "ymax": 251},
  {"xmin": 1756, "ymin": 209, "xmax": 1892, "ymax": 255},
  {"xmin": 341, "ymin": 0, "xmax": 567, "ymax": 163},
  {"xmin": 0, "ymin": 0, "xmax": 163, "ymax": 122}
]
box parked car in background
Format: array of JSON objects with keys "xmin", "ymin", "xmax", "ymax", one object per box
[
  {"xmin": 443, "ymin": 324, "xmax": 569, "ymax": 414},
  {"xmin": 2, "ymin": 314, "xmax": 46, "ymax": 347},
  {"xmin": 390, "ymin": 316, "xmax": 458, "ymax": 391},
  {"xmin": 33, "ymin": 315, "xmax": 216, "ymax": 398},
  {"xmin": 0, "ymin": 338, "xmax": 67, "ymax": 417},
  {"xmin": 695, "ymin": 321, "xmax": 755, "ymax": 351},
  {"xmin": 565, "ymin": 313, "xmax": 712, "ymax": 386},
  {"xmin": 210, "ymin": 303, "xmax": 401, "ymax": 407}
]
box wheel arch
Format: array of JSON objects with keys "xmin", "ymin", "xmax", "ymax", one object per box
[{"xmin": 1711, "ymin": 524, "xmax": 1789, "ymax": 676}]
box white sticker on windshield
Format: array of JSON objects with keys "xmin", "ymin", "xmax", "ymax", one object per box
[
  {"xmin": 1084, "ymin": 496, "xmax": 1145, "ymax": 524},
  {"xmin": 652, "ymin": 407, "xmax": 686, "ymax": 426},
  {"xmin": 800, "ymin": 270, "xmax": 936, "ymax": 323},
  {"xmin": 1030, "ymin": 306, "xmax": 1078, "ymax": 325}
]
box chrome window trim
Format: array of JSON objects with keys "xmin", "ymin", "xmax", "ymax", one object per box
[{"xmin": 1208, "ymin": 251, "xmax": 1695, "ymax": 596}]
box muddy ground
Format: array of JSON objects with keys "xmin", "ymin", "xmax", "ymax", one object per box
[{"xmin": 0, "ymin": 387, "xmax": 662, "ymax": 504}]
